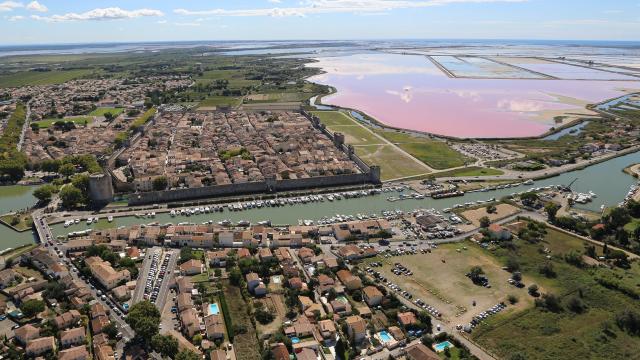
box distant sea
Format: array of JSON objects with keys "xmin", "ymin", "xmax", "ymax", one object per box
[{"xmin": 2, "ymin": 39, "xmax": 640, "ymax": 58}]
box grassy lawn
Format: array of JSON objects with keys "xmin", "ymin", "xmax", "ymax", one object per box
[
  {"xmin": 471, "ymin": 224, "xmax": 640, "ymax": 360},
  {"xmin": 0, "ymin": 213, "xmax": 33, "ymax": 231},
  {"xmin": 89, "ymin": 107, "xmax": 124, "ymax": 117},
  {"xmin": 198, "ymin": 96, "xmax": 243, "ymax": 108},
  {"xmin": 375, "ymin": 130, "xmax": 471, "ymax": 170},
  {"xmin": 0, "ymin": 69, "xmax": 92, "ymax": 88},
  {"xmin": 33, "ymin": 117, "xmax": 92, "ymax": 129},
  {"xmin": 355, "ymin": 145, "xmax": 427, "ymax": 180},
  {"xmin": 311, "ymin": 111, "xmax": 355, "ymax": 127},
  {"xmin": 190, "ymin": 272, "xmax": 209, "ymax": 283},
  {"xmin": 435, "ymin": 166, "xmax": 503, "ymax": 178}
]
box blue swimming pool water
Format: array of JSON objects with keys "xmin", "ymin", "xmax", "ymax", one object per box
[
  {"xmin": 291, "ymin": 337, "xmax": 300, "ymax": 344},
  {"xmin": 378, "ymin": 331, "xmax": 392, "ymax": 343},
  {"xmin": 208, "ymin": 303, "xmax": 220, "ymax": 315},
  {"xmin": 434, "ymin": 341, "xmax": 453, "ymax": 352}
]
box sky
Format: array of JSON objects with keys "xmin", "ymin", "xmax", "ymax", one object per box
[{"xmin": 0, "ymin": 0, "xmax": 639, "ymax": 45}]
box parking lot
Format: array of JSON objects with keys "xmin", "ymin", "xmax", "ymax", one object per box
[{"xmin": 131, "ymin": 247, "xmax": 178, "ymax": 310}]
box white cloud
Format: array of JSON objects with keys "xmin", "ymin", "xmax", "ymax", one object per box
[
  {"xmin": 174, "ymin": 22, "xmax": 201, "ymax": 27},
  {"xmin": 32, "ymin": 7, "xmax": 163, "ymax": 22},
  {"xmin": 26, "ymin": 0, "xmax": 46, "ymax": 12},
  {"xmin": 268, "ymin": 0, "xmax": 282, "ymax": 3},
  {"xmin": 174, "ymin": 0, "xmax": 528, "ymax": 17},
  {"xmin": 0, "ymin": 1, "xmax": 23, "ymax": 12},
  {"xmin": 8, "ymin": 14, "xmax": 23, "ymax": 20}
]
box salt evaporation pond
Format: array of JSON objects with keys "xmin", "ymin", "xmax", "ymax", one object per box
[{"xmin": 309, "ymin": 53, "xmax": 640, "ymax": 138}]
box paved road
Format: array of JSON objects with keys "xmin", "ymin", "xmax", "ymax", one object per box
[{"xmin": 32, "ymin": 211, "xmax": 135, "ymax": 344}]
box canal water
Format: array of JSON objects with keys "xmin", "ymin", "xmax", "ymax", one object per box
[
  {"xmin": 50, "ymin": 151, "xmax": 640, "ymax": 238},
  {"xmin": 0, "ymin": 185, "xmax": 38, "ymax": 251}
]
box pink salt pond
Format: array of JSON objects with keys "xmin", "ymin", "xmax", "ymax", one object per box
[{"xmin": 308, "ymin": 53, "xmax": 640, "ymax": 138}]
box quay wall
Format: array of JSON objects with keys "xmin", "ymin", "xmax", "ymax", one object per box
[{"xmin": 128, "ymin": 173, "xmax": 374, "ymax": 205}]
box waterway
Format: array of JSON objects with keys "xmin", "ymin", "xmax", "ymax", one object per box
[
  {"xmin": 543, "ymin": 121, "xmax": 590, "ymax": 140},
  {"xmin": 0, "ymin": 185, "xmax": 38, "ymax": 251},
  {"xmin": 50, "ymin": 151, "xmax": 640, "ymax": 238}
]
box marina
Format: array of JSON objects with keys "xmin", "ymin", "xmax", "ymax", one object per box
[{"xmin": 47, "ymin": 150, "xmax": 640, "ymax": 239}]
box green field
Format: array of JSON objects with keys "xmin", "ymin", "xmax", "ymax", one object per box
[
  {"xmin": 355, "ymin": 145, "xmax": 427, "ymax": 180},
  {"xmin": 198, "ymin": 96, "xmax": 243, "ymax": 108},
  {"xmin": 376, "ymin": 130, "xmax": 471, "ymax": 169},
  {"xmin": 245, "ymin": 92, "xmax": 311, "ymax": 103},
  {"xmin": 89, "ymin": 107, "xmax": 124, "ymax": 117},
  {"xmin": 435, "ymin": 166, "xmax": 503, "ymax": 178},
  {"xmin": 33, "ymin": 117, "xmax": 92, "ymax": 129},
  {"xmin": 311, "ymin": 111, "xmax": 381, "ymax": 145},
  {"xmin": 222, "ymin": 280, "xmax": 261, "ymax": 360},
  {"xmin": 472, "ymin": 225, "xmax": 640, "ymax": 360},
  {"xmin": 0, "ymin": 69, "xmax": 92, "ymax": 88}
]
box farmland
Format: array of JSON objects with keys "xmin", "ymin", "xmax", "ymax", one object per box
[{"xmin": 0, "ymin": 69, "xmax": 93, "ymax": 88}]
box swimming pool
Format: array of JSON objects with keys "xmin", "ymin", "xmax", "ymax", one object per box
[
  {"xmin": 433, "ymin": 341, "xmax": 453, "ymax": 352},
  {"xmin": 378, "ymin": 331, "xmax": 393, "ymax": 343},
  {"xmin": 208, "ymin": 303, "xmax": 220, "ymax": 315},
  {"xmin": 291, "ymin": 337, "xmax": 300, "ymax": 344}
]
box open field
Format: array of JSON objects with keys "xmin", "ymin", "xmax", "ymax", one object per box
[
  {"xmin": 33, "ymin": 117, "xmax": 93, "ymax": 129},
  {"xmin": 198, "ymin": 96, "xmax": 243, "ymax": 108},
  {"xmin": 435, "ymin": 166, "xmax": 504, "ymax": 178},
  {"xmin": 460, "ymin": 203, "xmax": 520, "ymax": 227},
  {"xmin": 245, "ymin": 92, "xmax": 310, "ymax": 103},
  {"xmin": 311, "ymin": 111, "xmax": 355, "ymax": 127},
  {"xmin": 254, "ymin": 294, "xmax": 287, "ymax": 337},
  {"xmin": 89, "ymin": 107, "xmax": 125, "ymax": 117},
  {"xmin": 375, "ymin": 130, "xmax": 472, "ymax": 169},
  {"xmin": 0, "ymin": 69, "xmax": 93, "ymax": 88},
  {"xmin": 364, "ymin": 242, "xmax": 533, "ymax": 325},
  {"xmin": 222, "ymin": 280, "xmax": 261, "ymax": 360},
  {"xmin": 355, "ymin": 145, "xmax": 427, "ymax": 180},
  {"xmin": 472, "ymin": 224, "xmax": 640, "ymax": 360}
]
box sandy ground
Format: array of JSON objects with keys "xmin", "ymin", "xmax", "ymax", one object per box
[{"xmin": 461, "ymin": 204, "xmax": 520, "ymax": 227}]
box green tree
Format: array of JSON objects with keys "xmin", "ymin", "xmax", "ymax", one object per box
[
  {"xmin": 126, "ymin": 301, "xmax": 160, "ymax": 345},
  {"xmin": 544, "ymin": 202, "xmax": 560, "ymax": 221},
  {"xmin": 103, "ymin": 322, "xmax": 118, "ymax": 339},
  {"xmin": 21, "ymin": 299, "xmax": 45, "ymax": 318},
  {"xmin": 469, "ymin": 266, "xmax": 484, "ymax": 281},
  {"xmin": 60, "ymin": 185, "xmax": 83, "ymax": 209},
  {"xmin": 152, "ymin": 176, "xmax": 168, "ymax": 191},
  {"xmin": 229, "ymin": 268, "xmax": 242, "ymax": 286},
  {"xmin": 175, "ymin": 350, "xmax": 200, "ymax": 360},
  {"xmin": 151, "ymin": 334, "xmax": 179, "ymax": 358},
  {"xmin": 59, "ymin": 163, "xmax": 76, "ymax": 178},
  {"xmin": 33, "ymin": 184, "xmax": 55, "ymax": 203},
  {"xmin": 479, "ymin": 216, "xmax": 490, "ymax": 228}
]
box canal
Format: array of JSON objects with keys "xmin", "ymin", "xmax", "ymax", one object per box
[
  {"xmin": 0, "ymin": 185, "xmax": 38, "ymax": 251},
  {"xmin": 50, "ymin": 151, "xmax": 640, "ymax": 238}
]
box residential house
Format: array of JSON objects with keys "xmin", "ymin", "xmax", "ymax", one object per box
[
  {"xmin": 363, "ymin": 286, "xmax": 383, "ymax": 307},
  {"xmin": 180, "ymin": 259, "xmax": 204, "ymax": 275},
  {"xmin": 26, "ymin": 336, "xmax": 56, "ymax": 356},
  {"xmin": 345, "ymin": 315, "xmax": 367, "ymax": 343},
  {"xmin": 59, "ymin": 327, "xmax": 86, "ymax": 347},
  {"xmin": 54, "ymin": 310, "xmax": 82, "ymax": 329},
  {"xmin": 405, "ymin": 343, "xmax": 440, "ymax": 360},
  {"xmin": 336, "ymin": 269, "xmax": 362, "ymax": 290},
  {"xmin": 14, "ymin": 324, "xmax": 39, "ymax": 345},
  {"xmin": 58, "ymin": 345, "xmax": 90, "ymax": 360}
]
